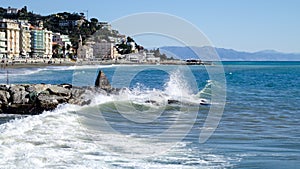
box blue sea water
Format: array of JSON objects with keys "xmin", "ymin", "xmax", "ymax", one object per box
[{"xmin": 0, "ymin": 62, "xmax": 299, "ymax": 168}]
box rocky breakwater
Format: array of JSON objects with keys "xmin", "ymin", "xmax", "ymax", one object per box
[{"xmin": 0, "ymin": 70, "xmax": 116, "ymax": 115}]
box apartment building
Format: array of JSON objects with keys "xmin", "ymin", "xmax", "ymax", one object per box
[
  {"xmin": 30, "ymin": 29, "xmax": 44, "ymax": 58},
  {"xmin": 30, "ymin": 28, "xmax": 53, "ymax": 58},
  {"xmin": 0, "ymin": 31, "xmax": 6, "ymax": 58},
  {"xmin": 0, "ymin": 19, "xmax": 20, "ymax": 58},
  {"xmin": 93, "ymin": 40, "xmax": 114, "ymax": 59},
  {"xmin": 44, "ymin": 30, "xmax": 53, "ymax": 58},
  {"xmin": 19, "ymin": 21, "xmax": 31, "ymax": 57}
]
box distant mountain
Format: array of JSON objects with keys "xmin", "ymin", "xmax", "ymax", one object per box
[{"xmin": 160, "ymin": 46, "xmax": 300, "ymax": 61}]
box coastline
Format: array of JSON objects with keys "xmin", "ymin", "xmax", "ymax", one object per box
[
  {"xmin": 1, "ymin": 59, "xmax": 213, "ymax": 69},
  {"xmin": 0, "ymin": 60, "xmax": 204, "ymax": 69}
]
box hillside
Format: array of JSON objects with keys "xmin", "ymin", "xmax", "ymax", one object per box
[
  {"xmin": 0, "ymin": 6, "xmax": 118, "ymax": 47},
  {"xmin": 160, "ymin": 46, "xmax": 300, "ymax": 61}
]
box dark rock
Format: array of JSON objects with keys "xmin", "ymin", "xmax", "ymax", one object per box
[
  {"xmin": 6, "ymin": 104, "xmax": 33, "ymax": 114},
  {"xmin": 68, "ymin": 88, "xmax": 89, "ymax": 105},
  {"xmin": 0, "ymin": 85, "xmax": 8, "ymax": 91},
  {"xmin": 37, "ymin": 93, "xmax": 69, "ymax": 110},
  {"xmin": 71, "ymin": 87, "xmax": 86, "ymax": 98},
  {"xmin": 145, "ymin": 100, "xmax": 157, "ymax": 104},
  {"xmin": 200, "ymin": 99, "xmax": 210, "ymax": 106},
  {"xmin": 168, "ymin": 99, "xmax": 181, "ymax": 104},
  {"xmin": 95, "ymin": 70, "xmax": 112, "ymax": 90},
  {"xmin": 59, "ymin": 83, "xmax": 72, "ymax": 89}
]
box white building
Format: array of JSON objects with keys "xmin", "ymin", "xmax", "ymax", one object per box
[
  {"xmin": 19, "ymin": 21, "xmax": 31, "ymax": 57},
  {"xmin": 125, "ymin": 52, "xmax": 146, "ymax": 63},
  {"xmin": 146, "ymin": 52, "xmax": 160, "ymax": 63},
  {"xmin": 44, "ymin": 30, "xmax": 53, "ymax": 58},
  {"xmin": 0, "ymin": 19, "xmax": 20, "ymax": 59},
  {"xmin": 0, "ymin": 31, "xmax": 6, "ymax": 58},
  {"xmin": 6, "ymin": 7, "xmax": 19, "ymax": 14}
]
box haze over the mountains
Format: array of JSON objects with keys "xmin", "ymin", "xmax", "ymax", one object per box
[{"xmin": 160, "ymin": 46, "xmax": 300, "ymax": 61}]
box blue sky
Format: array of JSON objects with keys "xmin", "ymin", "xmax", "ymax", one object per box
[{"xmin": 1, "ymin": 0, "xmax": 300, "ymax": 53}]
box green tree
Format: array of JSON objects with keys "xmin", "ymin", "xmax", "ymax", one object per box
[
  {"xmin": 90, "ymin": 18, "xmax": 98, "ymax": 24},
  {"xmin": 52, "ymin": 44, "xmax": 61, "ymax": 58},
  {"xmin": 62, "ymin": 46, "xmax": 66, "ymax": 58},
  {"xmin": 66, "ymin": 44, "xmax": 71, "ymax": 51},
  {"xmin": 127, "ymin": 36, "xmax": 135, "ymax": 42}
]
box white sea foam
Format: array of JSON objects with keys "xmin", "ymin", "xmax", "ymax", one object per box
[
  {"xmin": 0, "ymin": 103, "xmax": 233, "ymax": 168},
  {"xmin": 0, "ymin": 68, "xmax": 46, "ymax": 79}
]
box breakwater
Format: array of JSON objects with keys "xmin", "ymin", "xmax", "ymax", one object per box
[{"xmin": 0, "ymin": 70, "xmax": 116, "ymax": 114}]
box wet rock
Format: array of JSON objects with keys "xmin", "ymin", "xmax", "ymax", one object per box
[
  {"xmin": 95, "ymin": 70, "xmax": 112, "ymax": 90},
  {"xmin": 71, "ymin": 87, "xmax": 86, "ymax": 98},
  {"xmin": 6, "ymin": 104, "xmax": 33, "ymax": 115},
  {"xmin": 145, "ymin": 100, "xmax": 157, "ymax": 104},
  {"xmin": 68, "ymin": 88, "xmax": 89, "ymax": 105},
  {"xmin": 37, "ymin": 93, "xmax": 69, "ymax": 110},
  {"xmin": 167, "ymin": 99, "xmax": 181, "ymax": 104}
]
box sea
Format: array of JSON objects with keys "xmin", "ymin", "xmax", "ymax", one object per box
[{"xmin": 0, "ymin": 61, "xmax": 299, "ymax": 169}]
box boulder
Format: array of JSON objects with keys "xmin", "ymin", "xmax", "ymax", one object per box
[
  {"xmin": 167, "ymin": 99, "xmax": 181, "ymax": 104},
  {"xmin": 95, "ymin": 70, "xmax": 112, "ymax": 90},
  {"xmin": 70, "ymin": 87, "xmax": 86, "ymax": 98},
  {"xmin": 0, "ymin": 90, "xmax": 10, "ymax": 104},
  {"xmin": 0, "ymin": 85, "xmax": 8, "ymax": 91},
  {"xmin": 59, "ymin": 83, "xmax": 72, "ymax": 89},
  {"xmin": 37, "ymin": 93, "xmax": 69, "ymax": 110},
  {"xmin": 68, "ymin": 88, "xmax": 86, "ymax": 105},
  {"xmin": 9, "ymin": 85, "xmax": 29, "ymax": 104},
  {"xmin": 26, "ymin": 85, "xmax": 36, "ymax": 93},
  {"xmin": 34, "ymin": 84, "xmax": 51, "ymax": 93},
  {"xmin": 46, "ymin": 85, "xmax": 71, "ymax": 97}
]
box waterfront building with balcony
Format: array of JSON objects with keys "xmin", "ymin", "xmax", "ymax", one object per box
[
  {"xmin": 0, "ymin": 19, "xmax": 20, "ymax": 59},
  {"xmin": 30, "ymin": 28, "xmax": 53, "ymax": 58},
  {"xmin": 30, "ymin": 29, "xmax": 45, "ymax": 58},
  {"xmin": 44, "ymin": 30, "xmax": 53, "ymax": 58},
  {"xmin": 19, "ymin": 21, "xmax": 31, "ymax": 57}
]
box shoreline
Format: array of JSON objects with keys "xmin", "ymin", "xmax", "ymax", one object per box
[
  {"xmin": 1, "ymin": 62, "xmax": 76, "ymax": 69},
  {"xmin": 2, "ymin": 60, "xmax": 296, "ymax": 69},
  {"xmin": 1, "ymin": 59, "xmax": 214, "ymax": 69},
  {"xmin": 0, "ymin": 60, "xmax": 191, "ymax": 69}
]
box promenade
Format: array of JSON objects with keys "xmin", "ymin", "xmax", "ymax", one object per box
[{"xmin": 0, "ymin": 58, "xmax": 192, "ymax": 68}]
